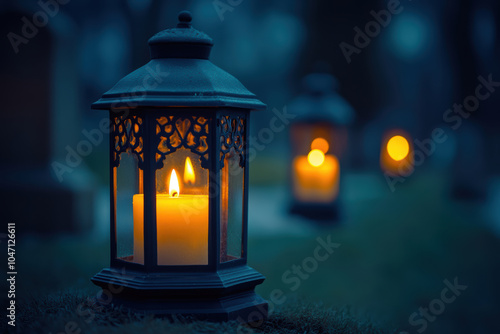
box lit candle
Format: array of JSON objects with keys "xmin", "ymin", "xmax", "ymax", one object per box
[
  {"xmin": 133, "ymin": 164, "xmax": 209, "ymax": 265},
  {"xmin": 293, "ymin": 138, "xmax": 340, "ymax": 202},
  {"xmin": 380, "ymin": 133, "xmax": 413, "ymax": 175}
]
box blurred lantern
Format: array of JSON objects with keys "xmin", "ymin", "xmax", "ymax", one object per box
[
  {"xmin": 380, "ymin": 129, "xmax": 414, "ymax": 176},
  {"xmin": 288, "ymin": 72, "xmax": 354, "ymax": 220},
  {"xmin": 91, "ymin": 11, "xmax": 268, "ymax": 322}
]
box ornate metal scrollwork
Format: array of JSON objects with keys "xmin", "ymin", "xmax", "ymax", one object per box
[
  {"xmin": 155, "ymin": 116, "xmax": 210, "ymax": 169},
  {"xmin": 111, "ymin": 114, "xmax": 245, "ymax": 171},
  {"xmin": 219, "ymin": 115, "xmax": 246, "ymax": 169},
  {"xmin": 111, "ymin": 115, "xmax": 144, "ymax": 168}
]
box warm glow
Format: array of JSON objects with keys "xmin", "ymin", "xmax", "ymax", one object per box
[
  {"xmin": 307, "ymin": 149, "xmax": 325, "ymax": 167},
  {"xmin": 311, "ymin": 137, "xmax": 329, "ymax": 153},
  {"xmin": 184, "ymin": 157, "xmax": 195, "ymax": 184},
  {"xmin": 387, "ymin": 135, "xmax": 410, "ymax": 161},
  {"xmin": 169, "ymin": 169, "xmax": 180, "ymax": 197},
  {"xmin": 293, "ymin": 153, "xmax": 340, "ymax": 203}
]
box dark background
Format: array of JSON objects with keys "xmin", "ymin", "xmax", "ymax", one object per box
[{"xmin": 1, "ymin": 0, "xmax": 500, "ymax": 333}]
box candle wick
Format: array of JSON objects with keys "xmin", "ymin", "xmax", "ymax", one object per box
[{"xmin": 171, "ymin": 191, "xmax": 179, "ymax": 198}]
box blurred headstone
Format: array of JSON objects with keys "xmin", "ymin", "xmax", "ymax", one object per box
[
  {"xmin": 451, "ymin": 122, "xmax": 487, "ymax": 200},
  {"xmin": 0, "ymin": 9, "xmax": 95, "ymax": 234}
]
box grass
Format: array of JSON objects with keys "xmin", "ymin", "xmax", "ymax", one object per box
[
  {"xmin": 249, "ymin": 172, "xmax": 500, "ymax": 333},
  {"xmin": 12, "ymin": 292, "xmax": 390, "ymax": 334}
]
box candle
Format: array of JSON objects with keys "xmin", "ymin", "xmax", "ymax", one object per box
[
  {"xmin": 133, "ymin": 168, "xmax": 209, "ymax": 265},
  {"xmin": 293, "ymin": 148, "xmax": 340, "ymax": 203}
]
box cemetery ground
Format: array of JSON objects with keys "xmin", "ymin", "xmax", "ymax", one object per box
[{"xmin": 5, "ymin": 170, "xmax": 500, "ymax": 334}]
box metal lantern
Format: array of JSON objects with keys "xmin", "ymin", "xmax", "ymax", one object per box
[
  {"xmin": 288, "ymin": 72, "xmax": 354, "ymax": 221},
  {"xmin": 91, "ymin": 11, "xmax": 267, "ymax": 322}
]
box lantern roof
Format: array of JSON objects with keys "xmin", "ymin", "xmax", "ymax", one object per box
[
  {"xmin": 92, "ymin": 11, "xmax": 266, "ymax": 111},
  {"xmin": 289, "ymin": 72, "xmax": 355, "ymax": 125}
]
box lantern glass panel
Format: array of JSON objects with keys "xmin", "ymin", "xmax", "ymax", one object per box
[
  {"xmin": 153, "ymin": 115, "xmax": 211, "ymax": 266},
  {"xmin": 115, "ymin": 151, "xmax": 144, "ymax": 264},
  {"xmin": 220, "ymin": 147, "xmax": 244, "ymax": 262}
]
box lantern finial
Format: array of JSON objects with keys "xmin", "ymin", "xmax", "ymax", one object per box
[{"xmin": 177, "ymin": 11, "xmax": 192, "ymax": 28}]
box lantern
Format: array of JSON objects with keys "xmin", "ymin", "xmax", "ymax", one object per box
[
  {"xmin": 90, "ymin": 11, "xmax": 267, "ymax": 322},
  {"xmin": 288, "ymin": 72, "xmax": 354, "ymax": 220},
  {"xmin": 380, "ymin": 129, "xmax": 414, "ymax": 176}
]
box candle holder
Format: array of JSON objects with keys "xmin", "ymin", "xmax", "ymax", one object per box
[
  {"xmin": 288, "ymin": 72, "xmax": 354, "ymax": 221},
  {"xmin": 91, "ymin": 11, "xmax": 267, "ymax": 322}
]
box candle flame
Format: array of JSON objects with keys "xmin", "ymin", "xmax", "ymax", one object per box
[
  {"xmin": 184, "ymin": 157, "xmax": 195, "ymax": 185},
  {"xmin": 311, "ymin": 137, "xmax": 329, "ymax": 153},
  {"xmin": 387, "ymin": 135, "xmax": 409, "ymax": 161},
  {"xmin": 169, "ymin": 169, "xmax": 180, "ymax": 197},
  {"xmin": 307, "ymin": 149, "xmax": 325, "ymax": 167}
]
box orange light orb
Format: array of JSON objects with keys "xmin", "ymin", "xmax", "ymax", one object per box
[
  {"xmin": 311, "ymin": 137, "xmax": 329, "ymax": 153},
  {"xmin": 387, "ymin": 135, "xmax": 410, "ymax": 161}
]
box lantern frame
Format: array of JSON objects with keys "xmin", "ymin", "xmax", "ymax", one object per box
[
  {"xmin": 288, "ymin": 72, "xmax": 354, "ymax": 221},
  {"xmin": 90, "ymin": 12, "xmax": 267, "ymax": 322},
  {"xmin": 103, "ymin": 108, "xmax": 251, "ymax": 272}
]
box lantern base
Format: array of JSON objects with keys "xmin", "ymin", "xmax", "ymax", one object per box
[
  {"xmin": 290, "ymin": 201, "xmax": 340, "ymax": 222},
  {"xmin": 91, "ymin": 265, "xmax": 267, "ymax": 323}
]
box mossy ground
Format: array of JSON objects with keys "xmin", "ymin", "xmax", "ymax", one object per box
[{"xmin": 12, "ymin": 292, "xmax": 389, "ymax": 334}]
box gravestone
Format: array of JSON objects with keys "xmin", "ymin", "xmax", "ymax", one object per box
[{"xmin": 0, "ymin": 9, "xmax": 95, "ymax": 233}]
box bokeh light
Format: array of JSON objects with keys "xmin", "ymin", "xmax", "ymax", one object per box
[
  {"xmin": 310, "ymin": 137, "xmax": 329, "ymax": 153},
  {"xmin": 307, "ymin": 149, "xmax": 325, "ymax": 167},
  {"xmin": 387, "ymin": 135, "xmax": 410, "ymax": 161}
]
